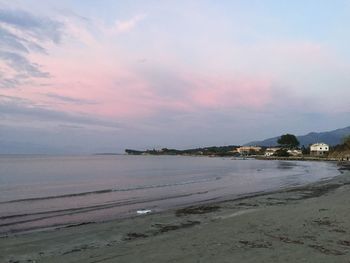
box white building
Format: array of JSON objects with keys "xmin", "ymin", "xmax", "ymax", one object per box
[
  {"xmin": 310, "ymin": 143, "xmax": 329, "ymax": 156},
  {"xmin": 237, "ymin": 146, "xmax": 262, "ymax": 155},
  {"xmin": 264, "ymin": 147, "xmax": 280, "ymax": 156},
  {"xmin": 287, "ymin": 149, "xmax": 303, "ymax": 156}
]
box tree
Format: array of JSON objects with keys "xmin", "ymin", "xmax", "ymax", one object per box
[
  {"xmin": 301, "ymin": 145, "xmax": 310, "ymax": 155},
  {"xmin": 342, "ymin": 135, "xmax": 350, "ymax": 147},
  {"xmin": 277, "ymin": 134, "xmax": 300, "ymax": 149},
  {"xmin": 274, "ymin": 148, "xmax": 290, "ymax": 157}
]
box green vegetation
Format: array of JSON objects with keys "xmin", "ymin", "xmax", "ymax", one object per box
[
  {"xmin": 342, "ymin": 135, "xmax": 350, "ymax": 146},
  {"xmin": 125, "ymin": 145, "xmax": 240, "ymax": 157},
  {"xmin": 329, "ymin": 135, "xmax": 350, "ymax": 159},
  {"xmin": 126, "ymin": 132, "xmax": 348, "ymax": 159},
  {"xmin": 301, "ymin": 145, "xmax": 310, "ymax": 155},
  {"xmin": 277, "ymin": 134, "xmax": 300, "ymax": 149},
  {"xmin": 273, "ymin": 148, "xmax": 290, "ymax": 157},
  {"xmin": 125, "ymin": 149, "xmax": 144, "ymax": 155}
]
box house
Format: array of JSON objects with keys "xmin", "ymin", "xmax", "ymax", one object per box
[
  {"xmin": 237, "ymin": 146, "xmax": 262, "ymax": 155},
  {"xmin": 287, "ymin": 149, "xmax": 303, "ymax": 156},
  {"xmin": 310, "ymin": 143, "xmax": 329, "ymax": 156},
  {"xmin": 264, "ymin": 147, "xmax": 280, "ymax": 156}
]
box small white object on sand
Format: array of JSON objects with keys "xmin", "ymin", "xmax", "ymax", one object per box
[{"xmin": 136, "ymin": 209, "xmax": 152, "ymax": 215}]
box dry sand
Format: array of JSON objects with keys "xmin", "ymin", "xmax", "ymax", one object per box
[{"xmin": 1, "ymin": 171, "xmax": 350, "ymax": 263}]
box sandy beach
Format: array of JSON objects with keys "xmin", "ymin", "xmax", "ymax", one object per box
[{"xmin": 1, "ymin": 170, "xmax": 350, "ymax": 263}]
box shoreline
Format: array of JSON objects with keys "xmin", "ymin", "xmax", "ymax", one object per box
[
  {"xmin": 0, "ymin": 159, "xmax": 341, "ymax": 237},
  {"xmin": 254, "ymin": 156, "xmax": 344, "ymax": 162},
  {"xmin": 126, "ymin": 153, "xmax": 348, "ymax": 163},
  {"xmin": 1, "ymin": 170, "xmax": 350, "ymax": 262}
]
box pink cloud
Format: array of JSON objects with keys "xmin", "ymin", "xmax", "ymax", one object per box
[
  {"xmin": 14, "ymin": 45, "xmax": 275, "ymax": 120},
  {"xmin": 5, "ymin": 15, "xmax": 343, "ymax": 122},
  {"xmin": 113, "ymin": 14, "xmax": 146, "ymax": 33},
  {"xmin": 186, "ymin": 74, "xmax": 273, "ymax": 109}
]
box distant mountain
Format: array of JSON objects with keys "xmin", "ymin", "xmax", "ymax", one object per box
[{"xmin": 245, "ymin": 126, "xmax": 350, "ymax": 147}]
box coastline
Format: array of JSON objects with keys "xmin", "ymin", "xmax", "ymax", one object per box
[
  {"xmin": 254, "ymin": 156, "xmax": 342, "ymax": 162},
  {"xmin": 1, "ymin": 170, "xmax": 350, "ymax": 263},
  {"xmin": 126, "ymin": 153, "xmax": 345, "ymax": 162}
]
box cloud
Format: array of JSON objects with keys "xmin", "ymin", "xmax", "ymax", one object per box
[
  {"xmin": 129, "ymin": 66, "xmax": 273, "ymax": 117},
  {"xmin": 45, "ymin": 92, "xmax": 97, "ymax": 105},
  {"xmin": 0, "ymin": 51, "xmax": 49, "ymax": 78},
  {"xmin": 0, "ymin": 8, "xmax": 63, "ymax": 88},
  {"xmin": 0, "ymin": 95, "xmax": 120, "ymax": 129},
  {"xmin": 114, "ymin": 14, "xmax": 146, "ymax": 33},
  {"xmin": 0, "ymin": 8, "xmax": 63, "ymax": 43},
  {"xmin": 0, "ymin": 26, "xmax": 29, "ymax": 53},
  {"xmin": 0, "ymin": 70, "xmax": 22, "ymax": 88}
]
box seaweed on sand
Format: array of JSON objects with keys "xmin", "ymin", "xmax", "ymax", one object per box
[{"xmin": 175, "ymin": 205, "xmax": 220, "ymax": 216}]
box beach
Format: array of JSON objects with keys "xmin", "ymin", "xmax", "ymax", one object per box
[
  {"xmin": 1, "ymin": 156, "xmax": 336, "ymax": 234},
  {"xmin": 2, "ymin": 1, "xmax": 350, "ymax": 262},
  {"xmin": 1, "ymin": 170, "xmax": 349, "ymax": 263}
]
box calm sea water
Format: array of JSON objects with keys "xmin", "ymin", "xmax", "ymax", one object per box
[{"xmin": 0, "ymin": 155, "xmax": 339, "ymax": 234}]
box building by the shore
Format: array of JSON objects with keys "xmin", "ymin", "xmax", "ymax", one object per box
[
  {"xmin": 310, "ymin": 143, "xmax": 329, "ymax": 156},
  {"xmin": 287, "ymin": 149, "xmax": 303, "ymax": 156},
  {"xmin": 264, "ymin": 147, "xmax": 280, "ymax": 156},
  {"xmin": 237, "ymin": 146, "xmax": 262, "ymax": 155}
]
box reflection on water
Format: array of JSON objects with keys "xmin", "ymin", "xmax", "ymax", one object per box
[
  {"xmin": 277, "ymin": 161, "xmax": 298, "ymax": 169},
  {"xmin": 0, "ymin": 155, "xmax": 339, "ymax": 234}
]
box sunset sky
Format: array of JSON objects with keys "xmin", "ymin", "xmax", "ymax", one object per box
[{"xmin": 1, "ymin": 0, "xmax": 349, "ymax": 153}]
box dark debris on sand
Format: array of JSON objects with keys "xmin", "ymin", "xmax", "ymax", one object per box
[{"xmin": 175, "ymin": 205, "xmax": 220, "ymax": 216}]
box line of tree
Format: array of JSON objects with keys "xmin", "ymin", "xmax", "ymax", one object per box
[
  {"xmin": 274, "ymin": 134, "xmax": 300, "ymax": 157},
  {"xmin": 277, "ymin": 134, "xmax": 300, "ymax": 149},
  {"xmin": 329, "ymin": 135, "xmax": 350, "ymax": 159},
  {"xmin": 125, "ymin": 145, "xmax": 240, "ymax": 156}
]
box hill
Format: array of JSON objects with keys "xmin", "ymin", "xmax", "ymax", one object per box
[{"xmin": 245, "ymin": 126, "xmax": 350, "ymax": 147}]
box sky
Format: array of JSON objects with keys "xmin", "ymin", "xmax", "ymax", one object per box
[{"xmin": 0, "ymin": 0, "xmax": 349, "ymax": 153}]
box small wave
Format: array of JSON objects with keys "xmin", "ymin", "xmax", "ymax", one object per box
[
  {"xmin": 0, "ymin": 190, "xmax": 209, "ymax": 228},
  {"xmin": 0, "ymin": 176, "xmax": 221, "ymax": 204}
]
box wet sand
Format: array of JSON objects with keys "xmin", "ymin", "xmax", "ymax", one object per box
[{"xmin": 1, "ymin": 171, "xmax": 350, "ymax": 263}]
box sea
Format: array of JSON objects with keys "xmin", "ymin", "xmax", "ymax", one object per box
[{"xmin": 0, "ymin": 155, "xmax": 339, "ymax": 234}]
